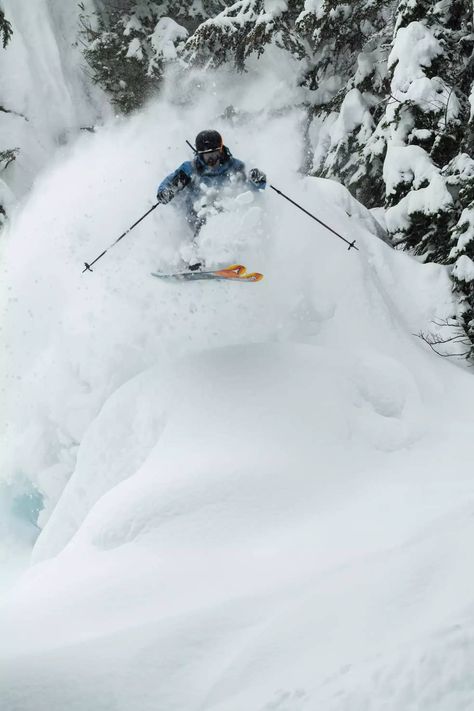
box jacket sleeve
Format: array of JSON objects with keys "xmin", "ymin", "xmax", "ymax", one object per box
[{"xmin": 157, "ymin": 161, "xmax": 193, "ymax": 200}]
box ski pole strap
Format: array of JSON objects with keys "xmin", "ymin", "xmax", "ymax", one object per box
[
  {"xmin": 82, "ymin": 202, "xmax": 160, "ymax": 273},
  {"xmin": 269, "ymin": 185, "xmax": 359, "ymax": 251}
]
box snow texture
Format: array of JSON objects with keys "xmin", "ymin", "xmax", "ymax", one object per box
[
  {"xmin": 126, "ymin": 36, "xmax": 144, "ymax": 60},
  {"xmin": 328, "ymin": 88, "xmax": 374, "ymax": 148},
  {"xmin": 449, "ymin": 207, "xmax": 474, "ymax": 260},
  {"xmin": 300, "ymin": 0, "xmax": 326, "ymax": 21},
  {"xmin": 389, "ymin": 20, "xmax": 460, "ymax": 124},
  {"xmin": 384, "ymin": 145, "xmax": 453, "ymax": 233},
  {"xmin": 452, "ymin": 254, "xmax": 474, "ymax": 283},
  {"xmin": 262, "ymin": 0, "xmax": 288, "ymax": 20},
  {"xmin": 150, "ymin": 17, "xmax": 188, "ymax": 62}
]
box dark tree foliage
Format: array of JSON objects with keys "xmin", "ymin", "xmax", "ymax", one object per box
[
  {"xmin": 395, "ymin": 0, "xmax": 433, "ymax": 28},
  {"xmin": 0, "ymin": 9, "xmax": 12, "ymax": 48},
  {"xmin": 0, "ymin": 9, "xmax": 15, "ymax": 222},
  {"xmin": 80, "ymin": 4, "xmax": 159, "ymax": 113},
  {"xmin": 385, "ymin": 1, "xmax": 474, "ymax": 324},
  {"xmin": 79, "ymin": 1, "xmax": 200, "ymax": 113},
  {"xmin": 0, "ymin": 148, "xmax": 19, "ymax": 169},
  {"xmin": 297, "ymin": 1, "xmax": 393, "ymax": 91},
  {"xmin": 184, "ymin": 0, "xmax": 306, "ymax": 71},
  {"xmin": 389, "ymin": 0, "xmax": 474, "ymax": 357},
  {"xmin": 295, "ymin": 1, "xmax": 395, "ymax": 207}
]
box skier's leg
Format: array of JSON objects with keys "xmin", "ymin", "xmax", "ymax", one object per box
[{"xmin": 185, "ymin": 209, "xmax": 206, "ymax": 271}]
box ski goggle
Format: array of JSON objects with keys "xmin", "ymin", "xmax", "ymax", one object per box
[{"xmin": 198, "ymin": 148, "xmax": 223, "ymax": 166}]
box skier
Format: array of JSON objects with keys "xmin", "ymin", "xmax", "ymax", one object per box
[
  {"xmin": 82, "ymin": 128, "xmax": 356, "ymax": 275},
  {"xmin": 156, "ymin": 130, "xmax": 266, "ymax": 268}
]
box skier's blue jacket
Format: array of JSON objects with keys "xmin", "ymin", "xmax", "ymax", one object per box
[{"xmin": 157, "ymin": 147, "xmax": 265, "ymax": 211}]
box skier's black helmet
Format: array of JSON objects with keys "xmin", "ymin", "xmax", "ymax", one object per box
[{"xmin": 195, "ymin": 130, "xmax": 223, "ymax": 154}]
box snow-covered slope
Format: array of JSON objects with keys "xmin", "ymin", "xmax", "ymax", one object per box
[{"xmin": 2, "ymin": 55, "xmax": 474, "ymax": 710}]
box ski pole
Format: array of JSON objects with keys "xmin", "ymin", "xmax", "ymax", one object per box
[
  {"xmin": 269, "ymin": 184, "xmax": 358, "ymax": 251},
  {"xmin": 82, "ymin": 202, "xmax": 159, "ymax": 273}
]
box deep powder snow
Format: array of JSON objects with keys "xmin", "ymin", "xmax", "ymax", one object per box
[{"xmin": 1, "ymin": 40, "xmax": 474, "ymax": 711}]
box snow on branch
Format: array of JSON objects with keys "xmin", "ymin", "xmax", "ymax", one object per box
[{"xmin": 184, "ymin": 0, "xmax": 302, "ymax": 69}]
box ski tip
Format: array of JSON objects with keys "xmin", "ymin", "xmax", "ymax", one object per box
[
  {"xmin": 214, "ymin": 265, "xmax": 264, "ymax": 281},
  {"xmin": 216, "ymin": 264, "xmax": 246, "ymax": 277}
]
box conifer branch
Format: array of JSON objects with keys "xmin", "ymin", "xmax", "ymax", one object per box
[{"xmin": 0, "ymin": 10, "xmax": 13, "ymax": 48}]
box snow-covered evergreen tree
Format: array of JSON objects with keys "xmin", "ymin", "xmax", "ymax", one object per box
[
  {"xmin": 0, "ymin": 8, "xmax": 12, "ymax": 48},
  {"xmin": 184, "ymin": 0, "xmax": 305, "ymax": 70},
  {"xmin": 0, "ymin": 6, "xmax": 14, "ymax": 224},
  {"xmin": 299, "ymin": 0, "xmax": 474, "ymax": 355},
  {"xmin": 448, "ymin": 154, "xmax": 474, "ymax": 356},
  {"xmin": 380, "ymin": 0, "xmax": 474, "ymax": 353},
  {"xmin": 80, "ymin": 1, "xmax": 203, "ymax": 112},
  {"xmin": 299, "ymin": 1, "xmax": 473, "ymax": 245},
  {"xmin": 381, "ymin": 0, "xmax": 473, "ymax": 257},
  {"xmin": 296, "ymin": 0, "xmax": 396, "ymax": 204}
]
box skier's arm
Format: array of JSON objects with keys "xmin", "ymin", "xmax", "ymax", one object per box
[{"xmin": 157, "ymin": 162, "xmax": 192, "ymax": 204}]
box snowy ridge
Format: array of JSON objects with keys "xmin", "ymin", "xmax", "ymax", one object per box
[{"xmin": 2, "ymin": 54, "xmax": 474, "ymax": 710}]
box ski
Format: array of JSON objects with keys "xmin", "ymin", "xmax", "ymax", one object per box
[{"xmin": 151, "ymin": 264, "xmax": 264, "ymax": 283}]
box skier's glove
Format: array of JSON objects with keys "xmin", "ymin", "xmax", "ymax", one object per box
[
  {"xmin": 157, "ymin": 170, "xmax": 191, "ymax": 204},
  {"xmin": 249, "ymin": 168, "xmax": 267, "ymax": 188},
  {"xmin": 156, "ymin": 187, "xmax": 174, "ymax": 205}
]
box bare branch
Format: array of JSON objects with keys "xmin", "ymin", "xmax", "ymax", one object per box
[
  {"xmin": 415, "ymin": 318, "xmax": 471, "ymax": 359},
  {"xmin": 444, "ymin": 85, "xmax": 454, "ymax": 130},
  {"xmin": 0, "ymin": 105, "xmax": 28, "ymax": 121}
]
